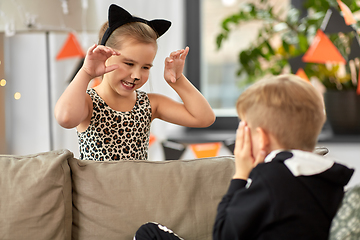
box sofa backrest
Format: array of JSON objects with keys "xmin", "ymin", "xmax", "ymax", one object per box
[
  {"xmin": 69, "ymin": 155, "xmax": 235, "ymax": 240},
  {"xmin": 0, "ymin": 149, "xmax": 235, "ymax": 240}
]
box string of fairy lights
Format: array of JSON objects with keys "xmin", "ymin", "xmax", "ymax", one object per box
[
  {"xmin": 1, "ymin": 58, "xmax": 18, "ymax": 99},
  {"xmin": 0, "ymin": 79, "xmax": 20, "ymax": 100}
]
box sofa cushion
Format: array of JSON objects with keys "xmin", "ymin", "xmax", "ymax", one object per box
[
  {"xmin": 329, "ymin": 184, "xmax": 360, "ymax": 240},
  {"xmin": 0, "ymin": 149, "xmax": 73, "ymax": 240},
  {"xmin": 69, "ymin": 156, "xmax": 235, "ymax": 240}
]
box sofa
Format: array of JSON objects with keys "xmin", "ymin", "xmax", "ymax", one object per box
[{"xmin": 0, "ymin": 149, "xmax": 359, "ymax": 240}]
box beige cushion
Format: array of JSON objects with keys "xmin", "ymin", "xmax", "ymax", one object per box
[
  {"xmin": 69, "ymin": 156, "xmax": 235, "ymax": 240},
  {"xmin": 0, "ymin": 149, "xmax": 73, "ymax": 240}
]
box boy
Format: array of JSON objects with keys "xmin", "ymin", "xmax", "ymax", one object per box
[{"xmin": 213, "ymin": 74, "xmax": 354, "ymax": 240}]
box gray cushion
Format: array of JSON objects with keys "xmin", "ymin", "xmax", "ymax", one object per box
[
  {"xmin": 69, "ymin": 156, "xmax": 235, "ymax": 240},
  {"xmin": 330, "ymin": 184, "xmax": 360, "ymax": 240},
  {"xmin": 0, "ymin": 149, "xmax": 73, "ymax": 240}
]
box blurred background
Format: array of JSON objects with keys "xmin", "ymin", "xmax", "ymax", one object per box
[{"xmin": 0, "ymin": 0, "xmax": 261, "ymax": 159}]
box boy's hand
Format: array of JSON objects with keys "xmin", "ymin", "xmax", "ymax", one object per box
[
  {"xmin": 233, "ymin": 121, "xmax": 266, "ymax": 180},
  {"xmin": 82, "ymin": 44, "xmax": 120, "ymax": 79},
  {"xmin": 164, "ymin": 46, "xmax": 189, "ymax": 83}
]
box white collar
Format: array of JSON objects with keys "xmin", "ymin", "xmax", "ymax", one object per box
[{"xmin": 265, "ymin": 150, "xmax": 335, "ymax": 177}]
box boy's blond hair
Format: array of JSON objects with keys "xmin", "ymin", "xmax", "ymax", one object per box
[{"xmin": 236, "ymin": 74, "xmax": 326, "ymax": 151}]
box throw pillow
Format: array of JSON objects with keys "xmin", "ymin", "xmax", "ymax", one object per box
[
  {"xmin": 329, "ymin": 184, "xmax": 360, "ymax": 240},
  {"xmin": 0, "ymin": 149, "xmax": 73, "ymax": 240}
]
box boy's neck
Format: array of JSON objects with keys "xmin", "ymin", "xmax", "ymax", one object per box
[{"xmin": 263, "ymin": 130, "xmax": 286, "ymax": 156}]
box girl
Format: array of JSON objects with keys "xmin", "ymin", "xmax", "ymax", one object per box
[{"xmin": 54, "ymin": 4, "xmax": 215, "ymax": 161}]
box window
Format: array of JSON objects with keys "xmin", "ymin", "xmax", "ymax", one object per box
[{"xmin": 185, "ymin": 0, "xmax": 290, "ymax": 130}]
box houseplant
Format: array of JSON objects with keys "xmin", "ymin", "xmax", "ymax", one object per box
[{"xmin": 216, "ymin": 0, "xmax": 360, "ymax": 134}]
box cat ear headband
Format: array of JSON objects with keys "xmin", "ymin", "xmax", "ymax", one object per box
[{"xmin": 100, "ymin": 4, "xmax": 172, "ymax": 46}]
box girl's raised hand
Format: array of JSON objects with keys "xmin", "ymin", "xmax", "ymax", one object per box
[
  {"xmin": 164, "ymin": 46, "xmax": 189, "ymax": 83},
  {"xmin": 82, "ymin": 44, "xmax": 120, "ymax": 79}
]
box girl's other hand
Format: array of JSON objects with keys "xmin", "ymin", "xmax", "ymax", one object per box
[
  {"xmin": 164, "ymin": 46, "xmax": 189, "ymax": 83},
  {"xmin": 82, "ymin": 44, "xmax": 120, "ymax": 79}
]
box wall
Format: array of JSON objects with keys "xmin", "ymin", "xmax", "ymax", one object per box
[
  {"xmin": 1, "ymin": 0, "xmax": 185, "ymax": 158},
  {"xmin": 0, "ymin": 0, "xmax": 100, "ymax": 33}
]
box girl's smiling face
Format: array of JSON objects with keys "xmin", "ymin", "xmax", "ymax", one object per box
[{"xmin": 104, "ymin": 39, "xmax": 157, "ymax": 97}]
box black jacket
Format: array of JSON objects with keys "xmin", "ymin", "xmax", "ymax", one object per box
[{"xmin": 213, "ymin": 150, "xmax": 354, "ymax": 240}]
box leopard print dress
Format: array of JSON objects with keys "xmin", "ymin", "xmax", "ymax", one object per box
[{"xmin": 77, "ymin": 88, "xmax": 152, "ymax": 161}]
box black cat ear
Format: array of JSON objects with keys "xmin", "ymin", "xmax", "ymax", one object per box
[
  {"xmin": 100, "ymin": 4, "xmax": 171, "ymax": 46},
  {"xmin": 149, "ymin": 20, "xmax": 172, "ymax": 38},
  {"xmin": 100, "ymin": 4, "xmax": 132, "ymax": 45},
  {"xmin": 108, "ymin": 4, "xmax": 133, "ymax": 28}
]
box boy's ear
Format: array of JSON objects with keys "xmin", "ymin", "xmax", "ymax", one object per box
[{"xmin": 256, "ymin": 127, "xmax": 270, "ymax": 150}]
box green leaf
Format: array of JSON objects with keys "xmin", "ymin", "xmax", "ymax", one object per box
[
  {"xmin": 282, "ymin": 40, "xmax": 290, "ymax": 53},
  {"xmin": 264, "ymin": 41, "xmax": 275, "ymax": 55},
  {"xmin": 239, "ymin": 51, "xmax": 250, "ymax": 68},
  {"xmin": 297, "ymin": 33, "xmax": 308, "ymax": 52},
  {"xmin": 216, "ymin": 34, "xmax": 225, "ymax": 49}
]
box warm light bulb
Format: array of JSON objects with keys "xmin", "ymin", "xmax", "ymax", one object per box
[
  {"xmin": 14, "ymin": 92, "xmax": 21, "ymax": 100},
  {"xmin": 0, "ymin": 79, "xmax": 6, "ymax": 87}
]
